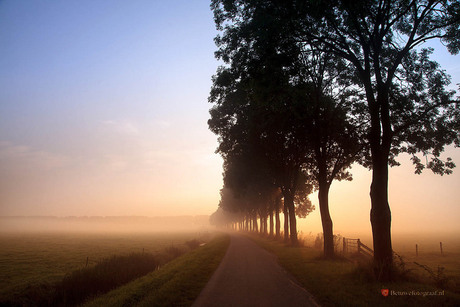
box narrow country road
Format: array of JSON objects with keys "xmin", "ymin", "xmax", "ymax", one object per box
[{"xmin": 192, "ymin": 233, "xmax": 319, "ymax": 307}]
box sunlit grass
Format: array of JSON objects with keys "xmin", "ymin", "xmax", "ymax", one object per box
[{"xmin": 248, "ymin": 234, "xmax": 460, "ymax": 307}]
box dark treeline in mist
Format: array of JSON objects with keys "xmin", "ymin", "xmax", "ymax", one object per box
[{"xmin": 208, "ymin": 0, "xmax": 460, "ymax": 281}]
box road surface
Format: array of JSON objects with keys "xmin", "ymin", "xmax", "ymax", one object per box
[{"xmin": 192, "ymin": 233, "xmax": 319, "ymax": 307}]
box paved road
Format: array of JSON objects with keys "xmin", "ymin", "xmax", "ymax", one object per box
[{"xmin": 192, "ymin": 233, "xmax": 319, "ymax": 307}]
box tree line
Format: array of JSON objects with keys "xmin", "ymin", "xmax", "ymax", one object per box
[{"xmin": 207, "ymin": 0, "xmax": 460, "ymax": 281}]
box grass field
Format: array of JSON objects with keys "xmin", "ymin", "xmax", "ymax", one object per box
[
  {"xmin": 249, "ymin": 234, "xmax": 460, "ymax": 307},
  {"xmin": 0, "ymin": 230, "xmax": 213, "ymax": 302},
  {"xmin": 395, "ymin": 250, "xmax": 460, "ymax": 292},
  {"xmin": 83, "ymin": 234, "xmax": 230, "ymax": 306}
]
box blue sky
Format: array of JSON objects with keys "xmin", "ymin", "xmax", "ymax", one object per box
[
  {"xmin": 0, "ymin": 1, "xmax": 459, "ymax": 237},
  {"xmin": 0, "ymin": 0, "xmax": 216, "ymax": 143},
  {"xmin": 0, "ymin": 0, "xmax": 223, "ymax": 216}
]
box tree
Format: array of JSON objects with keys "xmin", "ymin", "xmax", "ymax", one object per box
[
  {"xmin": 209, "ymin": 0, "xmax": 313, "ymax": 243},
  {"xmin": 299, "ymin": 0, "xmax": 460, "ymax": 279},
  {"xmin": 295, "ymin": 46, "xmax": 366, "ymax": 258},
  {"xmin": 209, "ymin": 72, "xmax": 314, "ymax": 243},
  {"xmin": 303, "ymin": 92, "xmax": 364, "ymax": 258},
  {"xmin": 210, "ymin": 0, "xmax": 366, "ymax": 254},
  {"xmin": 210, "ymin": 206, "xmax": 242, "ymax": 229}
]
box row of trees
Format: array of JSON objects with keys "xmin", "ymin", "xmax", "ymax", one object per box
[{"xmin": 208, "ymin": 0, "xmax": 460, "ymax": 281}]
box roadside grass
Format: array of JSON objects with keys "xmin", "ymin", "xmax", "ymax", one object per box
[
  {"xmin": 83, "ymin": 233, "xmax": 230, "ymax": 307},
  {"xmin": 249, "ymin": 235, "xmax": 460, "ymax": 307}
]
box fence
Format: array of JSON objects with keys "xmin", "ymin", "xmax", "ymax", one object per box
[{"xmin": 343, "ymin": 237, "xmax": 374, "ymax": 258}]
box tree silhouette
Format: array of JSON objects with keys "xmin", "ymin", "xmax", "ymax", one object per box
[
  {"xmin": 208, "ymin": 1, "xmax": 312, "ymax": 243},
  {"xmin": 298, "ymin": 0, "xmax": 460, "ymax": 279},
  {"xmin": 209, "ymin": 90, "xmax": 315, "ymax": 243},
  {"xmin": 210, "ymin": 0, "xmax": 366, "ymax": 252},
  {"xmin": 295, "ymin": 47, "xmax": 366, "ymax": 258}
]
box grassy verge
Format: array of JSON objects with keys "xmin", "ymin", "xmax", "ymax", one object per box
[
  {"xmin": 249, "ymin": 235, "xmax": 460, "ymax": 307},
  {"xmin": 83, "ymin": 233, "xmax": 230, "ymax": 307}
]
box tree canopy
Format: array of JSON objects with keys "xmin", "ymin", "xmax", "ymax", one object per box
[{"xmin": 208, "ymin": 0, "xmax": 460, "ymax": 280}]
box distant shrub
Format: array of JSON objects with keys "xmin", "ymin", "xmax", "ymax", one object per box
[
  {"xmin": 55, "ymin": 252, "xmax": 159, "ymax": 305},
  {"xmin": 185, "ymin": 239, "xmax": 201, "ymax": 250},
  {"xmin": 165, "ymin": 245, "xmax": 184, "ymax": 259},
  {"xmin": 414, "ymin": 262, "xmax": 451, "ymax": 288},
  {"xmin": 314, "ymin": 233, "xmax": 323, "ymax": 250},
  {"xmin": 1, "ymin": 253, "xmax": 160, "ymax": 307}
]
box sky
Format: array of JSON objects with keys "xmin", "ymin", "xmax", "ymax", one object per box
[{"xmin": 0, "ymin": 1, "xmax": 459, "ymax": 237}]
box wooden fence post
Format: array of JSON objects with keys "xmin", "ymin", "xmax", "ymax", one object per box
[
  {"xmin": 86, "ymin": 256, "xmax": 89, "ymax": 267},
  {"xmin": 440, "ymin": 242, "xmax": 443, "ymax": 255},
  {"xmin": 416, "ymin": 244, "xmax": 418, "ymax": 257},
  {"xmin": 343, "ymin": 237, "xmax": 346, "ymax": 254},
  {"xmin": 357, "ymin": 239, "xmax": 361, "ymax": 255}
]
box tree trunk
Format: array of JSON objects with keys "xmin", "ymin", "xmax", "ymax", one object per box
[
  {"xmin": 318, "ymin": 180, "xmax": 334, "ymax": 258},
  {"xmin": 261, "ymin": 213, "xmax": 267, "ymax": 235},
  {"xmin": 275, "ymin": 208, "xmax": 280, "ymax": 239},
  {"xmin": 264, "ymin": 214, "xmax": 268, "ymax": 235},
  {"xmin": 370, "ymin": 154, "xmax": 393, "ymax": 280},
  {"xmin": 367, "ymin": 86, "xmax": 394, "ymax": 281},
  {"xmin": 260, "ymin": 214, "xmax": 264, "ymax": 235},
  {"xmin": 253, "ymin": 213, "xmax": 258, "ymax": 233},
  {"xmin": 283, "ymin": 204, "xmax": 289, "ymax": 242},
  {"xmin": 269, "ymin": 210, "xmax": 274, "ymax": 237},
  {"xmin": 285, "ymin": 193, "xmax": 298, "ymax": 245}
]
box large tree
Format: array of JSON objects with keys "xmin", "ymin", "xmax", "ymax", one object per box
[
  {"xmin": 298, "ymin": 0, "xmax": 460, "ymax": 279},
  {"xmin": 296, "ymin": 46, "xmax": 366, "ymax": 258}
]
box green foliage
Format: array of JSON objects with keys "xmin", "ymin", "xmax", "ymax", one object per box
[{"xmin": 300, "ymin": 0, "xmax": 460, "ymax": 171}]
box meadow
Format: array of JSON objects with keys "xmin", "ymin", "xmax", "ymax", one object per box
[
  {"xmin": 250, "ymin": 234, "xmax": 460, "ymax": 306},
  {"xmin": 0, "ymin": 230, "xmax": 213, "ymax": 303}
]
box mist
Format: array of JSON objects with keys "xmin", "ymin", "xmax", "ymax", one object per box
[{"xmin": 0, "ymin": 215, "xmax": 211, "ymax": 234}]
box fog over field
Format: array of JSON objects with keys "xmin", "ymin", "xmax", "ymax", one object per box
[
  {"xmin": 0, "ymin": 216, "xmax": 211, "ymax": 233},
  {"xmin": 1, "ymin": 215, "xmax": 457, "ymax": 255}
]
